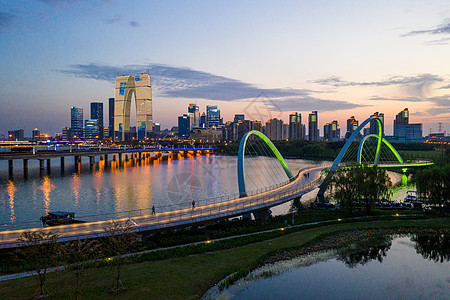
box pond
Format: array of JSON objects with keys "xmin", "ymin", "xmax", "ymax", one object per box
[{"xmin": 206, "ymin": 233, "xmax": 449, "ymax": 299}]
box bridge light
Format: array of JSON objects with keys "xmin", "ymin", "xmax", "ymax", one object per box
[
  {"xmin": 280, "ymin": 228, "xmax": 285, "ymax": 231},
  {"xmin": 205, "ymin": 240, "xmax": 211, "ymax": 244},
  {"xmin": 395, "ymin": 213, "xmax": 399, "ymax": 217},
  {"xmin": 338, "ymin": 218, "xmax": 342, "ymax": 221}
]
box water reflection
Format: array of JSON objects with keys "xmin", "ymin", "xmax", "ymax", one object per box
[
  {"xmin": 38, "ymin": 176, "xmax": 54, "ymax": 214},
  {"xmin": 411, "ymin": 234, "xmax": 449, "ymax": 263},
  {"xmin": 6, "ymin": 180, "xmax": 16, "ymax": 223},
  {"xmin": 336, "ymin": 235, "xmax": 392, "ymax": 268},
  {"xmin": 72, "ymin": 173, "xmax": 81, "ymax": 209}
]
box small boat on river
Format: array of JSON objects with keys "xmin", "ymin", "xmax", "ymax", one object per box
[{"xmin": 40, "ymin": 211, "xmax": 86, "ymax": 227}]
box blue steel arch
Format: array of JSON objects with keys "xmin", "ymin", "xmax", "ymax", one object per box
[
  {"xmin": 237, "ymin": 130, "xmax": 294, "ymax": 197},
  {"xmin": 330, "ymin": 116, "xmax": 383, "ymax": 171},
  {"xmin": 357, "ymin": 134, "xmax": 403, "ymax": 164}
]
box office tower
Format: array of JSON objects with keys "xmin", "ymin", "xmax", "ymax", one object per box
[
  {"xmin": 61, "ymin": 127, "xmax": 70, "ymax": 140},
  {"xmin": 324, "ymin": 120, "xmax": 340, "ymax": 142},
  {"xmin": 308, "ymin": 111, "xmax": 319, "ymax": 141},
  {"xmin": 265, "ymin": 118, "xmax": 283, "ymax": 140},
  {"xmin": 8, "ymin": 129, "xmax": 24, "ymax": 141},
  {"xmin": 393, "ymin": 108, "xmax": 422, "ymax": 142},
  {"xmin": 32, "ymin": 128, "xmax": 40, "ymax": 141},
  {"xmin": 114, "ymin": 74, "xmax": 152, "ymax": 141},
  {"xmin": 282, "ymin": 124, "xmax": 289, "ymax": 140},
  {"xmin": 206, "ymin": 105, "xmax": 220, "ymax": 128},
  {"xmin": 188, "ymin": 104, "xmax": 200, "ymax": 128},
  {"xmin": 152, "ymin": 123, "xmax": 161, "ymax": 133},
  {"xmin": 394, "ymin": 108, "xmax": 409, "ymax": 136},
  {"xmin": 178, "ymin": 114, "xmax": 190, "ymax": 138},
  {"xmin": 345, "ymin": 116, "xmax": 359, "ymax": 139},
  {"xmin": 103, "ymin": 127, "xmax": 109, "ymax": 139},
  {"xmin": 70, "ymin": 106, "xmax": 83, "ymax": 139},
  {"xmin": 234, "ymin": 114, "xmax": 245, "ymax": 123},
  {"xmin": 108, "ymin": 98, "xmax": 114, "ymax": 139},
  {"xmin": 90, "ymin": 102, "xmax": 103, "ymax": 139},
  {"xmin": 84, "ymin": 119, "xmax": 99, "ymax": 140},
  {"xmin": 200, "ymin": 112, "xmax": 206, "ymax": 128},
  {"xmin": 289, "ymin": 112, "xmax": 302, "ymax": 140},
  {"xmin": 369, "ymin": 112, "xmax": 384, "ymax": 135}
]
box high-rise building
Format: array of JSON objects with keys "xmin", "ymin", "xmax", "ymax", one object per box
[
  {"xmin": 393, "ymin": 108, "xmax": 409, "ymax": 136},
  {"xmin": 206, "ymin": 105, "xmax": 220, "ymax": 128},
  {"xmin": 324, "ymin": 120, "xmax": 340, "ymax": 142},
  {"xmin": 369, "ymin": 112, "xmax": 384, "ymax": 135},
  {"xmin": 8, "ymin": 129, "xmax": 24, "ymax": 141},
  {"xmin": 32, "ymin": 128, "xmax": 40, "ymax": 141},
  {"xmin": 393, "ymin": 108, "xmax": 422, "ymax": 142},
  {"xmin": 108, "ymin": 98, "xmax": 114, "ymax": 140},
  {"xmin": 345, "ymin": 116, "xmax": 359, "ymax": 139},
  {"xmin": 234, "ymin": 114, "xmax": 245, "ymax": 123},
  {"xmin": 200, "ymin": 112, "xmax": 206, "ymax": 128},
  {"xmin": 265, "ymin": 118, "xmax": 283, "ymax": 140},
  {"xmin": 289, "ymin": 112, "xmax": 302, "ymax": 140},
  {"xmin": 84, "ymin": 119, "xmax": 99, "ymax": 140},
  {"xmin": 188, "ymin": 104, "xmax": 200, "ymax": 128},
  {"xmin": 282, "ymin": 124, "xmax": 289, "ymax": 140},
  {"xmin": 90, "ymin": 102, "xmax": 103, "ymax": 139},
  {"xmin": 61, "ymin": 127, "xmax": 71, "ymax": 140},
  {"xmin": 70, "ymin": 106, "xmax": 83, "ymax": 139},
  {"xmin": 152, "ymin": 123, "xmax": 161, "ymax": 133},
  {"xmin": 178, "ymin": 114, "xmax": 190, "ymax": 138},
  {"xmin": 114, "ymin": 74, "xmax": 152, "ymax": 141},
  {"xmin": 308, "ymin": 111, "xmax": 319, "ymax": 141}
]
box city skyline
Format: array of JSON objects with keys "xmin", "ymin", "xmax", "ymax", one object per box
[{"xmin": 1, "ymin": 1, "xmax": 450, "ymax": 136}]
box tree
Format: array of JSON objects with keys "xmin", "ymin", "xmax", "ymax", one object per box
[
  {"xmin": 62, "ymin": 238, "xmax": 100, "ymax": 299},
  {"xmin": 328, "ymin": 166, "xmax": 392, "ymax": 214},
  {"xmin": 103, "ymin": 219, "xmax": 138, "ymax": 293},
  {"xmin": 17, "ymin": 231, "xmax": 61, "ymax": 298},
  {"xmin": 416, "ymin": 165, "xmax": 449, "ymax": 207}
]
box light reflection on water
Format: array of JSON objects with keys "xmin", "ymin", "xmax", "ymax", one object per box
[{"xmin": 0, "ymin": 155, "xmax": 322, "ymax": 230}]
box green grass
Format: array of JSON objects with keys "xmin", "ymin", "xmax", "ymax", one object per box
[{"xmin": 0, "ymin": 218, "xmax": 447, "ymax": 299}]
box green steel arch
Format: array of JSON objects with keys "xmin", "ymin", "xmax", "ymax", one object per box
[
  {"xmin": 237, "ymin": 130, "xmax": 294, "ymax": 197},
  {"xmin": 357, "ymin": 134, "xmax": 403, "ymax": 164}
]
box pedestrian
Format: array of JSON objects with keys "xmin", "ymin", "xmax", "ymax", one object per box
[
  {"xmin": 192, "ymin": 200, "xmax": 195, "ymax": 209},
  {"xmin": 151, "ymin": 205, "xmax": 156, "ymax": 215}
]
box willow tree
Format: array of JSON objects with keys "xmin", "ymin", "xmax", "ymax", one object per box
[
  {"xmin": 328, "ymin": 166, "xmax": 392, "ymax": 214},
  {"xmin": 416, "ymin": 165, "xmax": 449, "ymax": 207}
]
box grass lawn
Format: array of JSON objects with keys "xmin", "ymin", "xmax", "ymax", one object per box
[{"xmin": 0, "ymin": 217, "xmax": 447, "ymax": 299}]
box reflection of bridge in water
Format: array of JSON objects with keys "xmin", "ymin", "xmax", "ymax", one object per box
[{"xmin": 0, "ymin": 116, "xmax": 433, "ymax": 248}]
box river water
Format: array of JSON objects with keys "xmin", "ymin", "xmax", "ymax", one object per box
[
  {"xmin": 208, "ymin": 234, "xmax": 450, "ymax": 299},
  {"xmin": 0, "ymin": 155, "xmax": 325, "ymax": 230}
]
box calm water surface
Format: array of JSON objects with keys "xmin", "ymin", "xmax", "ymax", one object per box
[
  {"xmin": 210, "ymin": 235, "xmax": 449, "ymax": 300},
  {"xmin": 0, "ymin": 155, "xmax": 323, "ymax": 229}
]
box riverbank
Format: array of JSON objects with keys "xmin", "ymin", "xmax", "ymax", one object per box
[{"xmin": 0, "ymin": 217, "xmax": 447, "ymax": 299}]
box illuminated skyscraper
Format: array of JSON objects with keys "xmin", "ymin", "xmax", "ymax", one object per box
[
  {"xmin": 324, "ymin": 120, "xmax": 340, "ymax": 142},
  {"xmin": 394, "ymin": 108, "xmax": 409, "ymax": 136},
  {"xmin": 70, "ymin": 106, "xmax": 83, "ymax": 139},
  {"xmin": 370, "ymin": 112, "xmax": 384, "ymax": 135},
  {"xmin": 90, "ymin": 102, "xmax": 103, "ymax": 139},
  {"xmin": 188, "ymin": 104, "xmax": 200, "ymax": 128},
  {"xmin": 108, "ymin": 98, "xmax": 114, "ymax": 139},
  {"xmin": 308, "ymin": 111, "xmax": 319, "ymax": 141},
  {"xmin": 178, "ymin": 114, "xmax": 190, "ymax": 138},
  {"xmin": 265, "ymin": 118, "xmax": 283, "ymax": 140},
  {"xmin": 84, "ymin": 119, "xmax": 99, "ymax": 140},
  {"xmin": 206, "ymin": 105, "xmax": 220, "ymax": 128},
  {"xmin": 114, "ymin": 74, "xmax": 152, "ymax": 141},
  {"xmin": 289, "ymin": 112, "xmax": 302, "ymax": 140},
  {"xmin": 345, "ymin": 116, "xmax": 359, "ymax": 139}
]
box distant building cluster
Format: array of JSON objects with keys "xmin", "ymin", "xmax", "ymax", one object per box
[{"xmin": 2, "ymin": 73, "xmax": 446, "ymax": 144}]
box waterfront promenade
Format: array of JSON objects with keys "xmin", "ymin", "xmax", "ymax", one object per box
[{"xmin": 0, "ymin": 166, "xmax": 325, "ymax": 248}]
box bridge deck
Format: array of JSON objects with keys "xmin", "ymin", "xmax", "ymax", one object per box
[{"xmin": 0, "ymin": 166, "xmax": 325, "ymax": 249}]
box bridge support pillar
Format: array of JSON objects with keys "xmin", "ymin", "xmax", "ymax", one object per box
[
  {"xmin": 118, "ymin": 153, "xmax": 122, "ymax": 166},
  {"xmin": 89, "ymin": 156, "xmax": 95, "ymax": 169},
  {"xmin": 104, "ymin": 154, "xmax": 108, "ymax": 167},
  {"xmin": 46, "ymin": 159, "xmax": 51, "ymax": 174},
  {"xmin": 23, "ymin": 159, "xmax": 28, "ymax": 178},
  {"xmin": 253, "ymin": 208, "xmax": 271, "ymax": 220},
  {"xmin": 8, "ymin": 160, "xmax": 13, "ymax": 180},
  {"xmin": 39, "ymin": 159, "xmax": 44, "ymax": 175}
]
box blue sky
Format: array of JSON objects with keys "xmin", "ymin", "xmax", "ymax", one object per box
[{"xmin": 1, "ymin": 0, "xmax": 449, "ymax": 136}]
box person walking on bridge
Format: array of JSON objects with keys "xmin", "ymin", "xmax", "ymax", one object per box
[{"xmin": 192, "ymin": 200, "xmax": 195, "ymax": 209}]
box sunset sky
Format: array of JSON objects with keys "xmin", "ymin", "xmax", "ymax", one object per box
[{"xmin": 1, "ymin": 0, "xmax": 449, "ymax": 137}]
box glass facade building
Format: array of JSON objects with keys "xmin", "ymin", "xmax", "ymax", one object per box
[{"xmin": 70, "ymin": 106, "xmax": 83, "ymax": 139}]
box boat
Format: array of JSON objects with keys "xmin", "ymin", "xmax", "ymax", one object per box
[{"xmin": 40, "ymin": 211, "xmax": 86, "ymax": 227}]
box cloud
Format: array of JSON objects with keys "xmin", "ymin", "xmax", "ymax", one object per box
[
  {"xmin": 425, "ymin": 37, "xmax": 450, "ymax": 45},
  {"xmin": 59, "ymin": 63, "xmax": 363, "ymax": 112},
  {"xmin": 402, "ymin": 19, "xmax": 450, "ymax": 37},
  {"xmin": 438, "ymin": 84, "xmax": 450, "ymax": 90},
  {"xmin": 0, "ymin": 11, "xmax": 15, "ymax": 31},
  {"xmin": 312, "ymin": 74, "xmax": 443, "ymax": 98},
  {"xmin": 368, "ymin": 96, "xmax": 423, "ymax": 102},
  {"xmin": 105, "ymin": 14, "xmax": 122, "ymax": 24},
  {"xmin": 129, "ymin": 21, "xmax": 140, "ymax": 28}
]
